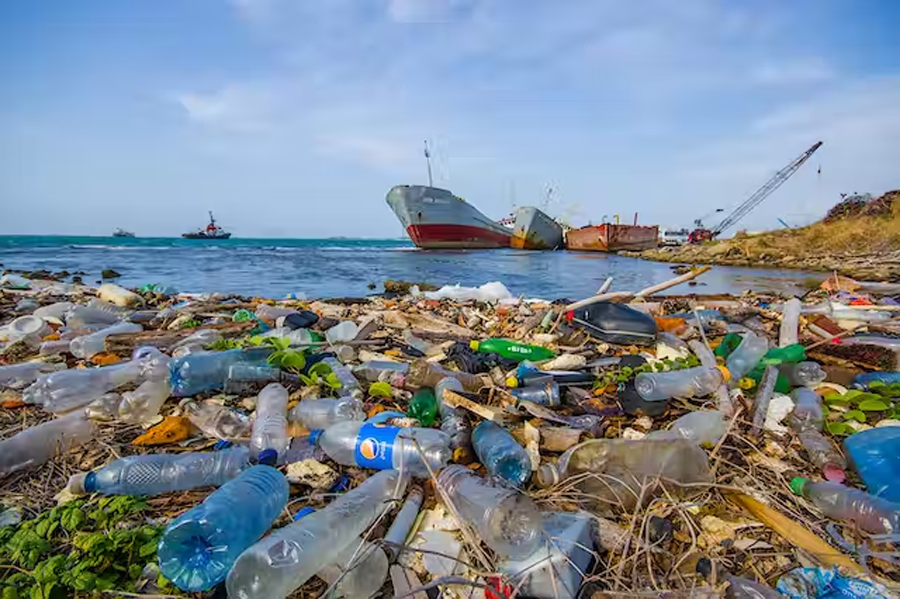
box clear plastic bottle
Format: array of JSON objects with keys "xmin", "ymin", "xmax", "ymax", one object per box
[
  {"xmin": 436, "ymin": 377, "xmax": 472, "ymax": 452},
  {"xmin": 84, "ymin": 392, "xmax": 122, "ymax": 420},
  {"xmin": 790, "ymin": 478, "xmax": 900, "ymax": 535},
  {"xmin": 39, "ymin": 340, "xmax": 72, "ymax": 356},
  {"xmin": 406, "ymin": 359, "xmax": 483, "ymax": 392},
  {"xmin": 223, "ymin": 363, "xmax": 282, "ymax": 394},
  {"xmin": 647, "ymin": 411, "xmax": 727, "ymax": 448},
  {"xmin": 0, "ymin": 361, "xmax": 66, "ymax": 389},
  {"xmin": 168, "ymin": 348, "xmax": 273, "ymax": 397},
  {"xmin": 250, "ymin": 383, "xmax": 290, "ymax": 460},
  {"xmin": 32, "ymin": 301, "xmax": 75, "ymax": 321},
  {"xmin": 437, "ymin": 465, "xmax": 542, "ymax": 559},
  {"xmin": 23, "ymin": 356, "xmax": 147, "ymax": 408},
  {"xmin": 0, "ymin": 411, "xmax": 97, "ymax": 479},
  {"xmin": 311, "ymin": 422, "xmax": 451, "ymax": 479},
  {"xmin": 725, "ymin": 333, "xmax": 769, "ymax": 380},
  {"xmin": 634, "ymin": 366, "xmax": 729, "ymax": 402},
  {"xmin": 352, "ymin": 361, "xmax": 409, "ymax": 384},
  {"xmin": 289, "ymin": 397, "xmax": 365, "ymax": 431},
  {"xmin": 70, "ymin": 447, "xmax": 250, "ymax": 496},
  {"xmin": 226, "ymin": 469, "xmax": 407, "ymax": 599},
  {"xmin": 472, "ymin": 421, "xmax": 532, "ymax": 487},
  {"xmin": 779, "ymin": 298, "xmax": 802, "ymax": 348},
  {"xmin": 180, "ymin": 399, "xmax": 251, "ymax": 441},
  {"xmin": 64, "ymin": 305, "xmax": 122, "ymax": 328},
  {"xmin": 535, "ymin": 438, "xmax": 712, "ymax": 511},
  {"xmin": 254, "ymin": 304, "xmax": 299, "ymax": 323},
  {"xmin": 320, "ymin": 357, "xmax": 364, "ymax": 400},
  {"xmin": 259, "ymin": 327, "xmax": 314, "ymax": 347},
  {"xmin": 750, "ymin": 365, "xmax": 779, "ymax": 436},
  {"xmin": 780, "ymin": 361, "xmax": 827, "ymax": 387},
  {"xmin": 157, "ymin": 465, "xmax": 289, "ymax": 591},
  {"xmin": 325, "ymin": 321, "xmax": 359, "ymax": 344},
  {"xmin": 170, "ymin": 329, "xmax": 223, "ymax": 358},
  {"xmin": 789, "ymin": 388, "xmax": 846, "ymax": 481},
  {"xmin": 117, "ymin": 378, "xmax": 173, "ymax": 424}
]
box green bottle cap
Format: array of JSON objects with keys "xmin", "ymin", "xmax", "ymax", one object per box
[
  {"xmin": 469, "ymin": 340, "xmax": 480, "ymax": 351},
  {"xmin": 789, "ymin": 477, "xmax": 808, "ymax": 496}
]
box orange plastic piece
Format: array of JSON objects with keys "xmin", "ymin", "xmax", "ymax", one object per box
[
  {"xmin": 42, "ymin": 333, "xmax": 61, "ymax": 341},
  {"xmin": 654, "ymin": 316, "xmax": 687, "ymax": 332},
  {"xmin": 820, "ymin": 274, "xmax": 860, "ymax": 293},
  {"xmin": 132, "ymin": 416, "xmax": 194, "ymax": 446},
  {"xmin": 91, "ymin": 353, "xmax": 122, "ymax": 366},
  {"xmin": 367, "ymin": 405, "xmax": 388, "ymax": 418},
  {"xmin": 425, "ymin": 300, "xmax": 441, "ymax": 309},
  {"xmin": 1, "ymin": 398, "xmax": 25, "ymax": 409}
]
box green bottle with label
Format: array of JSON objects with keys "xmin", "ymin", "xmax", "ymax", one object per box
[
  {"xmin": 408, "ymin": 388, "xmax": 438, "ymax": 426},
  {"xmin": 469, "ymin": 338, "xmax": 555, "ymax": 362}
]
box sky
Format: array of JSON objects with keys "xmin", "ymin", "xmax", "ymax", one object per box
[{"xmin": 2, "ymin": 0, "xmax": 899, "ymax": 238}]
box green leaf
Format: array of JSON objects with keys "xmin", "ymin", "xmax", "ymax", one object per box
[
  {"xmin": 842, "ymin": 389, "xmax": 863, "ymax": 401},
  {"xmin": 138, "ymin": 540, "xmax": 158, "ymax": 558},
  {"xmin": 843, "ymin": 410, "xmax": 867, "ymax": 423},
  {"xmin": 869, "ymin": 381, "xmax": 886, "ymax": 389},
  {"xmin": 308, "ymin": 362, "xmax": 332, "ymax": 378},
  {"xmin": 859, "ymin": 398, "xmax": 890, "ymax": 412},
  {"xmin": 2, "ymin": 586, "xmax": 19, "ymax": 599},
  {"xmin": 369, "ymin": 382, "xmax": 393, "ymax": 398},
  {"xmin": 826, "ymin": 421, "xmax": 852, "ymax": 436},
  {"xmin": 323, "ymin": 372, "xmax": 342, "ymax": 390},
  {"xmin": 128, "ymin": 563, "xmax": 144, "ymax": 579},
  {"xmin": 60, "ymin": 509, "xmax": 85, "ymax": 532},
  {"xmin": 823, "ymin": 393, "xmax": 844, "ymax": 403},
  {"xmin": 71, "ymin": 571, "xmax": 97, "ymax": 592},
  {"xmin": 825, "ymin": 399, "xmax": 850, "ymax": 410}
]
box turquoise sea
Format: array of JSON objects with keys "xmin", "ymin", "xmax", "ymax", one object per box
[{"xmin": 0, "ymin": 236, "xmax": 816, "ymax": 299}]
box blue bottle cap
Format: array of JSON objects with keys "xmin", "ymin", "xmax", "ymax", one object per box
[
  {"xmin": 292, "ymin": 506, "xmax": 316, "ymax": 521},
  {"xmin": 83, "ymin": 472, "xmax": 98, "ymax": 493},
  {"xmin": 308, "ymin": 429, "xmax": 323, "ymax": 445},
  {"xmin": 257, "ymin": 449, "xmax": 278, "ymax": 466},
  {"xmin": 213, "ymin": 440, "xmax": 233, "ymax": 451}
]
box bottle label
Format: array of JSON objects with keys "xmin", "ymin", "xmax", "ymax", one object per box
[{"xmin": 354, "ymin": 424, "xmax": 400, "ymax": 470}]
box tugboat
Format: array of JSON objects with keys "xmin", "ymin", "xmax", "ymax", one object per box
[
  {"xmin": 182, "ymin": 211, "xmax": 232, "ymax": 239},
  {"xmin": 112, "ymin": 228, "xmax": 135, "ymax": 238}
]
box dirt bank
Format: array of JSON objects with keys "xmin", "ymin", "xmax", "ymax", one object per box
[{"xmin": 625, "ymin": 191, "xmax": 900, "ymax": 280}]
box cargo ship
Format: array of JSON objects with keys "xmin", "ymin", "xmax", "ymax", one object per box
[
  {"xmin": 386, "ymin": 185, "xmax": 512, "ymax": 249},
  {"xmin": 565, "ymin": 219, "xmax": 659, "ymax": 252},
  {"xmin": 510, "ymin": 206, "xmax": 564, "ymax": 250}
]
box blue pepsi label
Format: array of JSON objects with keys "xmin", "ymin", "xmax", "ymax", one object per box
[{"xmin": 354, "ymin": 424, "xmax": 399, "ymax": 470}]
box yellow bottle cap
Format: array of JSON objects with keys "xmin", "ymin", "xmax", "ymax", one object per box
[
  {"xmin": 469, "ymin": 340, "xmax": 480, "ymax": 351},
  {"xmin": 715, "ymin": 365, "xmax": 732, "ymax": 383},
  {"xmin": 505, "ymin": 376, "xmax": 519, "ymax": 388}
]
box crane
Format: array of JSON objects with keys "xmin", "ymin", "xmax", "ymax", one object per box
[{"xmin": 689, "ymin": 141, "xmax": 823, "ymax": 243}]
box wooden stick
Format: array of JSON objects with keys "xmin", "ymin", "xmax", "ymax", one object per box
[
  {"xmin": 442, "ymin": 390, "xmax": 510, "ymax": 423},
  {"xmin": 596, "ymin": 277, "xmax": 614, "ymax": 295},
  {"xmin": 565, "ymin": 266, "xmax": 712, "ymax": 311}
]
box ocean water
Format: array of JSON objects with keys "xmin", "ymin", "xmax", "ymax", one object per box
[{"xmin": 0, "ymin": 236, "xmax": 817, "ymax": 300}]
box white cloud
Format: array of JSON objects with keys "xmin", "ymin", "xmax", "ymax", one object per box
[{"xmin": 173, "ymin": 86, "xmax": 274, "ymax": 132}]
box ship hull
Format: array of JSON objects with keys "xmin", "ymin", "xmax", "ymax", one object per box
[
  {"xmin": 387, "ymin": 185, "xmax": 511, "ymax": 249},
  {"xmin": 565, "ymin": 224, "xmax": 659, "ymax": 252},
  {"xmin": 511, "ymin": 206, "xmax": 563, "ymax": 250},
  {"xmin": 182, "ymin": 233, "xmax": 232, "ymax": 239}
]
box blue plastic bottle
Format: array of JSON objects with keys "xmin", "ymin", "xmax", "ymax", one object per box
[
  {"xmin": 169, "ymin": 348, "xmax": 272, "ymax": 397},
  {"xmin": 844, "ymin": 427, "xmax": 900, "ymax": 504},
  {"xmin": 157, "ymin": 465, "xmax": 289, "ymax": 591},
  {"xmin": 853, "ymin": 371, "xmax": 900, "ymax": 390},
  {"xmin": 472, "ymin": 421, "xmax": 532, "ymax": 487}
]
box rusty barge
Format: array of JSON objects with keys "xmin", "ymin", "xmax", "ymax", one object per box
[
  {"xmin": 510, "ymin": 206, "xmax": 564, "ymax": 250},
  {"xmin": 565, "ymin": 216, "xmax": 659, "ymax": 252}
]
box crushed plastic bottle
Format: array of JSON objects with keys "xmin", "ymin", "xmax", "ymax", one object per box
[
  {"xmin": 117, "ymin": 377, "xmax": 173, "ymax": 424},
  {"xmin": 311, "ymin": 422, "xmax": 451, "ymax": 479},
  {"xmin": 408, "ymin": 388, "xmax": 438, "ymax": 426},
  {"xmin": 437, "ymin": 464, "xmax": 542, "ymax": 559},
  {"xmin": 64, "ymin": 305, "xmax": 122, "ymax": 329},
  {"xmin": 70, "ymin": 322, "xmax": 143, "ymax": 358},
  {"xmin": 223, "ymin": 363, "xmax": 282, "ymax": 394},
  {"xmin": 325, "ymin": 321, "xmax": 359, "ymax": 344},
  {"xmin": 180, "ymin": 399, "xmax": 251, "ymax": 441},
  {"xmin": 405, "ymin": 359, "xmax": 483, "ymax": 392},
  {"xmin": 789, "ymin": 388, "xmax": 846, "ymax": 482},
  {"xmin": 472, "ymin": 420, "xmax": 532, "ymax": 486},
  {"xmin": 169, "ymin": 348, "xmax": 272, "ymax": 397},
  {"xmin": 751, "ymin": 365, "xmax": 779, "ymax": 436},
  {"xmin": 0, "ymin": 361, "xmax": 66, "ymax": 390},
  {"xmin": 634, "ymin": 366, "xmax": 730, "ymax": 402},
  {"xmin": 790, "ymin": 478, "xmax": 900, "ymax": 535},
  {"xmin": 352, "ymin": 361, "xmax": 409, "ymax": 384},
  {"xmin": 844, "ymin": 427, "xmax": 900, "ymax": 504},
  {"xmin": 226, "ymin": 469, "xmax": 407, "ymax": 599},
  {"xmin": 249, "ymin": 383, "xmax": 290, "ymax": 460},
  {"xmin": 0, "ymin": 411, "xmax": 97, "ymax": 479},
  {"xmin": 436, "ymin": 377, "xmax": 472, "ymax": 452},
  {"xmin": 470, "ymin": 338, "xmax": 555, "ymax": 362},
  {"xmin": 69, "ymin": 447, "xmax": 250, "ymax": 496},
  {"xmin": 289, "ymin": 397, "xmax": 365, "ymax": 431},
  {"xmin": 725, "ymin": 332, "xmax": 769, "ymax": 380},
  {"xmin": 647, "ymin": 410, "xmax": 727, "ymax": 448},
  {"xmin": 777, "ymin": 567, "xmax": 891, "ymax": 599},
  {"xmin": 254, "ymin": 304, "xmax": 299, "ymax": 323},
  {"xmin": 535, "ymin": 438, "xmax": 712, "ymax": 511},
  {"xmin": 157, "ymin": 465, "xmax": 289, "ymax": 591},
  {"xmin": 510, "ymin": 377, "xmax": 561, "ymax": 407},
  {"xmin": 320, "ymin": 356, "xmax": 364, "ymax": 400},
  {"xmin": 780, "ymin": 361, "xmax": 827, "ymax": 387},
  {"xmin": 779, "ymin": 298, "xmax": 802, "ymax": 348}
]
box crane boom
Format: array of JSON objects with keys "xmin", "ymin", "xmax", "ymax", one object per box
[{"xmin": 710, "ymin": 141, "xmax": 823, "ymax": 237}]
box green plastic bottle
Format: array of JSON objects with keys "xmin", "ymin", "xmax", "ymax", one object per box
[
  {"xmin": 408, "ymin": 388, "xmax": 438, "ymax": 426},
  {"xmin": 469, "ymin": 339, "xmax": 555, "ymax": 362},
  {"xmin": 761, "ymin": 343, "xmax": 806, "ymax": 365}
]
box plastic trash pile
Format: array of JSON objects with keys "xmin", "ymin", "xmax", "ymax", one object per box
[{"xmin": 1, "ymin": 271, "xmax": 900, "ymax": 598}]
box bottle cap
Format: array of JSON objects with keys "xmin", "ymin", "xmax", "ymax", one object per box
[
  {"xmin": 469, "ymin": 340, "xmax": 480, "ymax": 351},
  {"xmin": 308, "ymin": 429, "xmax": 323, "ymax": 445},
  {"xmin": 505, "ymin": 376, "xmax": 519, "ymax": 388},
  {"xmin": 715, "ymin": 365, "xmax": 732, "ymax": 383},
  {"xmin": 292, "ymin": 506, "xmax": 316, "ymax": 522},
  {"xmin": 789, "ymin": 477, "xmax": 808, "ymax": 496},
  {"xmin": 257, "ymin": 449, "xmax": 278, "ymax": 466},
  {"xmin": 67, "ymin": 473, "xmax": 90, "ymax": 495},
  {"xmin": 536, "ymin": 464, "xmax": 559, "ymax": 488}
]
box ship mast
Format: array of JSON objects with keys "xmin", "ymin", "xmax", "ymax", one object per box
[{"xmin": 423, "ymin": 140, "xmax": 434, "ymax": 188}]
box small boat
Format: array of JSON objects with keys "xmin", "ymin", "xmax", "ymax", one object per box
[
  {"xmin": 182, "ymin": 211, "xmax": 232, "ymax": 240},
  {"xmin": 510, "ymin": 206, "xmax": 564, "ymax": 250},
  {"xmin": 386, "ymin": 185, "xmax": 511, "ymax": 249},
  {"xmin": 566, "ymin": 218, "xmax": 659, "ymax": 252},
  {"xmin": 112, "ymin": 228, "xmax": 135, "ymax": 238}
]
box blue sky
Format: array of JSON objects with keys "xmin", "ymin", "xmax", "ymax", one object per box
[{"xmin": 2, "ymin": 0, "xmax": 899, "ymax": 238}]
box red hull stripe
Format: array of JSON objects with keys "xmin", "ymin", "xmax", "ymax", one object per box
[{"xmin": 407, "ymin": 224, "xmax": 511, "ymax": 249}]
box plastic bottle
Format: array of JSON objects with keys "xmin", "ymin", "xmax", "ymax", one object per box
[
  {"xmin": 789, "ymin": 388, "xmax": 846, "ymax": 481},
  {"xmin": 384, "ymin": 486, "xmax": 424, "ymax": 561},
  {"xmin": 844, "ymin": 427, "xmax": 900, "ymax": 503},
  {"xmin": 289, "ymin": 397, "xmax": 365, "ymax": 431},
  {"xmin": 98, "ymin": 283, "xmax": 143, "ymax": 308},
  {"xmin": 260, "ymin": 327, "xmax": 314, "ymax": 347},
  {"xmin": 64, "ymin": 305, "xmax": 121, "ymax": 329},
  {"xmin": 507, "ymin": 366, "xmax": 594, "ymax": 389},
  {"xmin": 469, "ymin": 338, "xmax": 555, "ymax": 362},
  {"xmin": 180, "ymin": 399, "xmax": 251, "ymax": 441},
  {"xmin": 830, "ymin": 306, "xmax": 892, "ymax": 323},
  {"xmin": 352, "ymin": 361, "xmax": 409, "ymax": 384},
  {"xmin": 39, "ymin": 340, "xmax": 72, "ymax": 356},
  {"xmin": 116, "ymin": 377, "xmax": 173, "ymax": 424},
  {"xmin": 157, "ymin": 465, "xmax": 288, "ymax": 591},
  {"xmin": 779, "ymin": 298, "xmax": 802, "ymax": 348},
  {"xmin": 0, "ymin": 361, "xmax": 66, "ymax": 390},
  {"xmin": 311, "ymin": 422, "xmax": 451, "ymax": 479},
  {"xmin": 750, "ymin": 365, "xmax": 779, "ymax": 436},
  {"xmin": 437, "ymin": 465, "xmax": 542, "ymax": 559},
  {"xmin": 510, "ymin": 378, "xmax": 561, "ymax": 407},
  {"xmin": 1, "ymin": 315, "xmax": 50, "ymax": 344},
  {"xmin": 406, "ymin": 359, "xmax": 483, "ymax": 392},
  {"xmin": 408, "ymin": 388, "xmax": 438, "ymax": 426},
  {"xmin": 254, "ymin": 304, "xmax": 299, "ymax": 323},
  {"xmin": 535, "ymin": 438, "xmax": 712, "ymax": 511},
  {"xmin": 227, "ymin": 469, "xmax": 406, "ymax": 599},
  {"xmin": 168, "ymin": 348, "xmax": 273, "ymax": 397},
  {"xmin": 634, "ymin": 366, "xmax": 730, "ymax": 402},
  {"xmin": 761, "ymin": 344, "xmax": 807, "ymax": 365},
  {"xmin": 853, "ymin": 371, "xmax": 900, "ymax": 389},
  {"xmin": 32, "ymin": 301, "xmax": 75, "ymax": 321},
  {"xmin": 69, "ymin": 447, "xmax": 251, "ymax": 496},
  {"xmin": 472, "ymin": 421, "xmax": 532, "ymax": 486},
  {"xmin": 223, "ymin": 363, "xmax": 282, "ymax": 394},
  {"xmin": 170, "ymin": 329, "xmax": 223, "ymax": 358},
  {"xmin": 838, "ymin": 335, "xmax": 900, "ymax": 351},
  {"xmin": 647, "ymin": 411, "xmax": 727, "ymax": 448},
  {"xmin": 790, "ymin": 478, "xmax": 900, "ymax": 535},
  {"xmin": 250, "ymin": 383, "xmax": 290, "ymax": 460},
  {"xmin": 84, "ymin": 392, "xmax": 122, "ymax": 420},
  {"xmin": 320, "ymin": 356, "xmax": 364, "ymax": 400},
  {"xmin": 0, "ymin": 411, "xmax": 97, "ymax": 479},
  {"xmin": 725, "ymin": 333, "xmax": 769, "ymax": 380},
  {"xmin": 325, "ymin": 321, "xmax": 359, "ymax": 344},
  {"xmin": 781, "ymin": 362, "xmax": 826, "ymax": 388},
  {"xmin": 436, "ymin": 377, "xmax": 472, "ymax": 452}
]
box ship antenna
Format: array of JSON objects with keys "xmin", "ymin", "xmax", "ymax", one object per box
[
  {"xmin": 424, "ymin": 140, "xmax": 434, "ymax": 187},
  {"xmin": 208, "ymin": 211, "xmax": 216, "ymax": 226}
]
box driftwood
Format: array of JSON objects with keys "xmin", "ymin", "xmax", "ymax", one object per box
[
  {"xmin": 442, "ymin": 390, "xmax": 510, "ymax": 424},
  {"xmin": 104, "ymin": 321, "xmax": 254, "ymax": 353},
  {"xmin": 565, "ymin": 266, "xmax": 712, "ymax": 311}
]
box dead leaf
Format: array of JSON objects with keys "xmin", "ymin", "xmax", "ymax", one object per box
[{"xmin": 132, "ymin": 416, "xmax": 193, "ymax": 446}]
